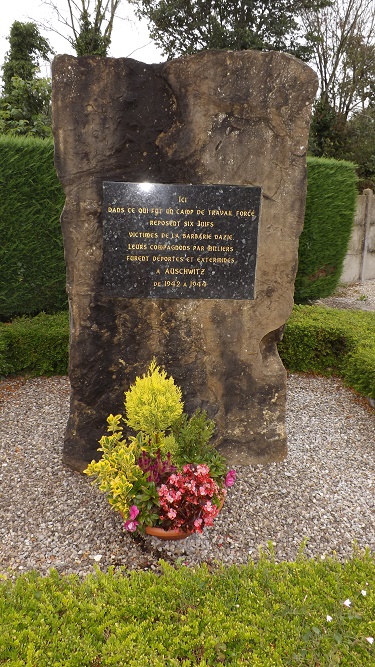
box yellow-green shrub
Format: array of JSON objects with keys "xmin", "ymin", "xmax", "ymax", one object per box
[{"xmin": 125, "ymin": 359, "xmax": 183, "ymax": 442}]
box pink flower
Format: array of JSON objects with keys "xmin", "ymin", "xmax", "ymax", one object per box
[
  {"xmin": 129, "ymin": 505, "xmax": 140, "ymax": 520},
  {"xmin": 225, "ymin": 469, "xmax": 236, "ymax": 487},
  {"xmin": 124, "ymin": 519, "xmax": 139, "ymax": 532},
  {"xmin": 196, "ymin": 464, "xmax": 210, "ymax": 475},
  {"xmin": 167, "ymin": 509, "xmax": 177, "ymax": 519},
  {"xmin": 203, "ymin": 501, "xmax": 213, "ymax": 512},
  {"xmin": 158, "ymin": 484, "xmax": 171, "ymax": 498}
]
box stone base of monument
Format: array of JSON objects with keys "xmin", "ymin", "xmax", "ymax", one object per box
[{"xmin": 52, "ymin": 49, "xmax": 317, "ymax": 471}]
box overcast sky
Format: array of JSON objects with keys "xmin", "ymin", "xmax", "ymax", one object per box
[{"xmin": 0, "ymin": 0, "xmax": 163, "ymax": 76}]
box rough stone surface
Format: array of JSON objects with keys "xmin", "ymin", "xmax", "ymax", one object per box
[{"xmin": 52, "ymin": 51, "xmax": 318, "ymax": 472}]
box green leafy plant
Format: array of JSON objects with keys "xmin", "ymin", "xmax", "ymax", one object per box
[
  {"xmin": 0, "ymin": 311, "xmax": 69, "ymax": 377},
  {"xmin": 1, "ymin": 551, "xmax": 374, "ymax": 666},
  {"xmin": 172, "ymin": 410, "xmax": 227, "ymax": 481},
  {"xmin": 84, "ymin": 360, "xmax": 235, "ymax": 534},
  {"xmin": 277, "ymin": 305, "xmax": 375, "ymax": 399}
]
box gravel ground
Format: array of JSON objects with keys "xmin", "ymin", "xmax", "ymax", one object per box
[
  {"xmin": 0, "ymin": 280, "xmax": 374, "ymax": 577},
  {"xmin": 315, "ymin": 278, "xmax": 375, "ymax": 311},
  {"xmin": 0, "ymin": 372, "xmax": 374, "ymax": 578}
]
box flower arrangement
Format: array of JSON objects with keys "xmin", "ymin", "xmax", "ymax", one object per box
[{"xmin": 84, "ymin": 360, "xmax": 236, "ymax": 536}]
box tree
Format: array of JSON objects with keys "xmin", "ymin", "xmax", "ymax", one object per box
[
  {"xmin": 1, "ymin": 21, "xmax": 52, "ymax": 96},
  {"xmin": 0, "ymin": 22, "xmax": 53, "ymax": 138},
  {"xmin": 345, "ymin": 108, "xmax": 375, "ymax": 187},
  {"xmin": 303, "ymin": 0, "xmax": 374, "ymax": 178},
  {"xmin": 45, "ymin": 0, "xmax": 122, "ymax": 56},
  {"xmin": 308, "ymin": 99, "xmax": 348, "ymax": 158},
  {"xmin": 301, "ymin": 0, "xmax": 375, "ymax": 117},
  {"xmin": 129, "ymin": 0, "xmax": 331, "ymax": 60}
]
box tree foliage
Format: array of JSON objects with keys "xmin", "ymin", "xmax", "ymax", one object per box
[
  {"xmin": 130, "ymin": 0, "xmax": 331, "ymax": 60},
  {"xmin": 304, "ymin": 0, "xmax": 375, "ymax": 186},
  {"xmin": 0, "ymin": 77, "xmax": 52, "ymax": 138},
  {"xmin": 309, "ymin": 99, "xmax": 375, "ymax": 190},
  {"xmin": 1, "ymin": 22, "xmax": 52, "ymax": 95},
  {"xmin": 341, "ymin": 108, "xmax": 375, "ymax": 188},
  {"xmin": 46, "ymin": 0, "xmax": 122, "ymax": 56},
  {"xmin": 302, "ymin": 0, "xmax": 375, "ymax": 117},
  {"xmin": 0, "ymin": 22, "xmax": 53, "ymax": 138}
]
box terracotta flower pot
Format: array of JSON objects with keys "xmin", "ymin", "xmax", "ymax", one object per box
[
  {"xmin": 145, "ymin": 525, "xmax": 192, "ymax": 541},
  {"xmin": 119, "ymin": 512, "xmax": 191, "ymax": 540},
  {"xmin": 145, "ymin": 497, "xmax": 225, "ymax": 541}
]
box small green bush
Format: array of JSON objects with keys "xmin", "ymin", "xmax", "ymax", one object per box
[
  {"xmin": 0, "ymin": 311, "xmax": 69, "ymax": 377},
  {"xmin": 1, "ymin": 306, "xmax": 374, "ymax": 403},
  {"xmin": 278, "ymin": 305, "xmax": 375, "ymax": 399},
  {"xmin": 295, "ymin": 158, "xmax": 357, "ymax": 303},
  {"xmin": 0, "ymin": 135, "xmax": 67, "ymax": 320},
  {"xmin": 0, "ymin": 552, "xmax": 374, "ymax": 666}
]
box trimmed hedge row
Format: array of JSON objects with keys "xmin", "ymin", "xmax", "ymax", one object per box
[
  {"xmin": 294, "ymin": 157, "xmax": 357, "ymax": 304},
  {"xmin": 0, "ymin": 306, "xmax": 374, "ymax": 401},
  {"xmin": 0, "ymin": 137, "xmax": 357, "ymax": 319},
  {"xmin": 278, "ymin": 305, "xmax": 375, "ymax": 400},
  {"xmin": 0, "ymin": 311, "xmax": 69, "ymax": 377},
  {"xmin": 0, "ymin": 136, "xmax": 66, "ymax": 321}
]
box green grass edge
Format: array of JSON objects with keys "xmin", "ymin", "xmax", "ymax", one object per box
[{"xmin": 0, "ymin": 552, "xmax": 374, "ymax": 666}]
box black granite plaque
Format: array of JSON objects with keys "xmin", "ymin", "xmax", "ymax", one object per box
[{"xmin": 102, "ymin": 182, "xmax": 261, "ymax": 299}]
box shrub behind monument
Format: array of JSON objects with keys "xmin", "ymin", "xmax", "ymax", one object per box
[
  {"xmin": 0, "ymin": 136, "xmax": 66, "ymax": 320},
  {"xmin": 0, "ymin": 307, "xmax": 374, "ymax": 401},
  {"xmin": 0, "ymin": 140, "xmax": 357, "ymax": 319},
  {"xmin": 295, "ymin": 157, "xmax": 357, "ymax": 303}
]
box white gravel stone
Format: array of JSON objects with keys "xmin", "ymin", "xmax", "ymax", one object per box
[{"xmin": 315, "ymin": 278, "xmax": 375, "ymax": 311}]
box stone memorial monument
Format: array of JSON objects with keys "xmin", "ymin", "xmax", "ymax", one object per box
[{"xmin": 52, "ymin": 50, "xmax": 318, "ymax": 472}]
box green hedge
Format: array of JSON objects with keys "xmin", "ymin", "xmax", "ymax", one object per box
[
  {"xmin": 0, "ymin": 311, "xmax": 69, "ymax": 377},
  {"xmin": 1, "ymin": 554, "xmax": 374, "ymax": 666},
  {"xmin": 295, "ymin": 157, "xmax": 357, "ymax": 303},
  {"xmin": 0, "ymin": 136, "xmax": 67, "ymax": 320},
  {"xmin": 1, "ymin": 306, "xmax": 374, "ymax": 402},
  {"xmin": 278, "ymin": 305, "xmax": 375, "ymax": 399}
]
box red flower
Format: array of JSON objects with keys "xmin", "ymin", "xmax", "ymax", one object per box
[{"xmin": 157, "ymin": 464, "xmax": 222, "ymax": 533}]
